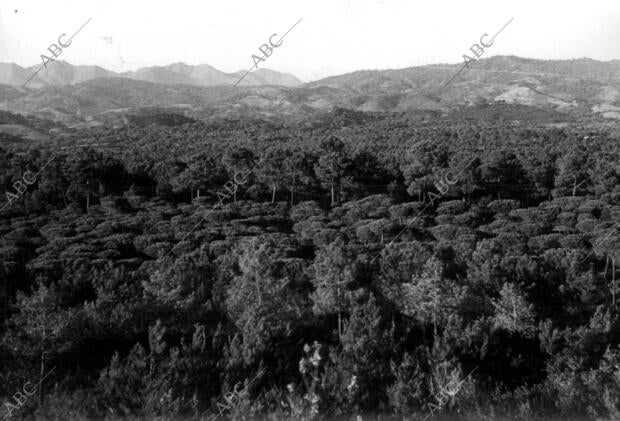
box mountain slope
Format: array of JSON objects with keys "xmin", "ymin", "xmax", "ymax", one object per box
[
  {"xmin": 303, "ymin": 56, "xmax": 620, "ymax": 114},
  {"xmin": 2, "ymin": 56, "xmax": 620, "ymax": 127},
  {"xmin": 0, "ymin": 61, "xmax": 303, "ymax": 88}
]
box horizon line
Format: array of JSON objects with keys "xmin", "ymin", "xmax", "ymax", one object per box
[{"xmin": 3, "ymin": 54, "xmax": 620, "ymax": 86}]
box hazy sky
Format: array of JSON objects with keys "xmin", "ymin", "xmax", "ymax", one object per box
[{"xmin": 1, "ymin": 0, "xmax": 620, "ymax": 82}]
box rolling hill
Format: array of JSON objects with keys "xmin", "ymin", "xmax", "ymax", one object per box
[
  {"xmin": 0, "ymin": 61, "xmax": 303, "ymax": 88},
  {"xmin": 1, "ymin": 56, "xmax": 620, "ymax": 130}
]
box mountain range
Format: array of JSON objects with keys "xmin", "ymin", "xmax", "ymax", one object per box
[
  {"xmin": 0, "ymin": 61, "xmax": 303, "ymax": 88},
  {"xmin": 1, "ymin": 56, "xmax": 620, "ymax": 136}
]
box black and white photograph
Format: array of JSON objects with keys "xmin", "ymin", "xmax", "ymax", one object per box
[{"xmin": 0, "ymin": 1, "xmax": 619, "ymax": 419}]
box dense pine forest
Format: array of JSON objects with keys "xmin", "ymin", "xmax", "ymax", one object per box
[{"xmin": 1, "ymin": 108, "xmax": 619, "ymax": 420}]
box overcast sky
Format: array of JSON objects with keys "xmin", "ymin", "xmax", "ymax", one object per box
[{"xmin": 1, "ymin": 0, "xmax": 620, "ymax": 82}]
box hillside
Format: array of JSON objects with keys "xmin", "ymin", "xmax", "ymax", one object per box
[
  {"xmin": 0, "ymin": 112, "xmax": 619, "ymax": 421},
  {"xmin": 0, "ymin": 60, "xmax": 303, "ymax": 88},
  {"xmin": 1, "ymin": 56, "xmax": 619, "ymax": 129}
]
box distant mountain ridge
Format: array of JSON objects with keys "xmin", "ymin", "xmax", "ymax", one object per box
[
  {"xmin": 308, "ymin": 56, "xmax": 620, "ymax": 87},
  {"xmin": 0, "ymin": 61, "xmax": 304, "ymax": 88},
  {"xmin": 2, "ymin": 56, "xmax": 620, "ymax": 131}
]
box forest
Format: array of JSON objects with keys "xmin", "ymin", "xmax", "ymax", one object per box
[{"xmin": 0, "ymin": 109, "xmax": 619, "ymax": 420}]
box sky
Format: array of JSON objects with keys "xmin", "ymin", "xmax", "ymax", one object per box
[{"xmin": 1, "ymin": 0, "xmax": 620, "ymax": 82}]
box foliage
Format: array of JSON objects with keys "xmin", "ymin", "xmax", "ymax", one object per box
[{"xmin": 0, "ymin": 113, "xmax": 619, "ymax": 420}]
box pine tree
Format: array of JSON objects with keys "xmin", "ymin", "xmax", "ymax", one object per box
[
  {"xmin": 310, "ymin": 241, "xmax": 358, "ymax": 340},
  {"xmin": 314, "ymin": 136, "xmax": 351, "ymax": 206},
  {"xmin": 553, "ymin": 147, "xmax": 590, "ymax": 198},
  {"xmin": 490, "ymin": 283, "xmax": 535, "ymax": 335}
]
